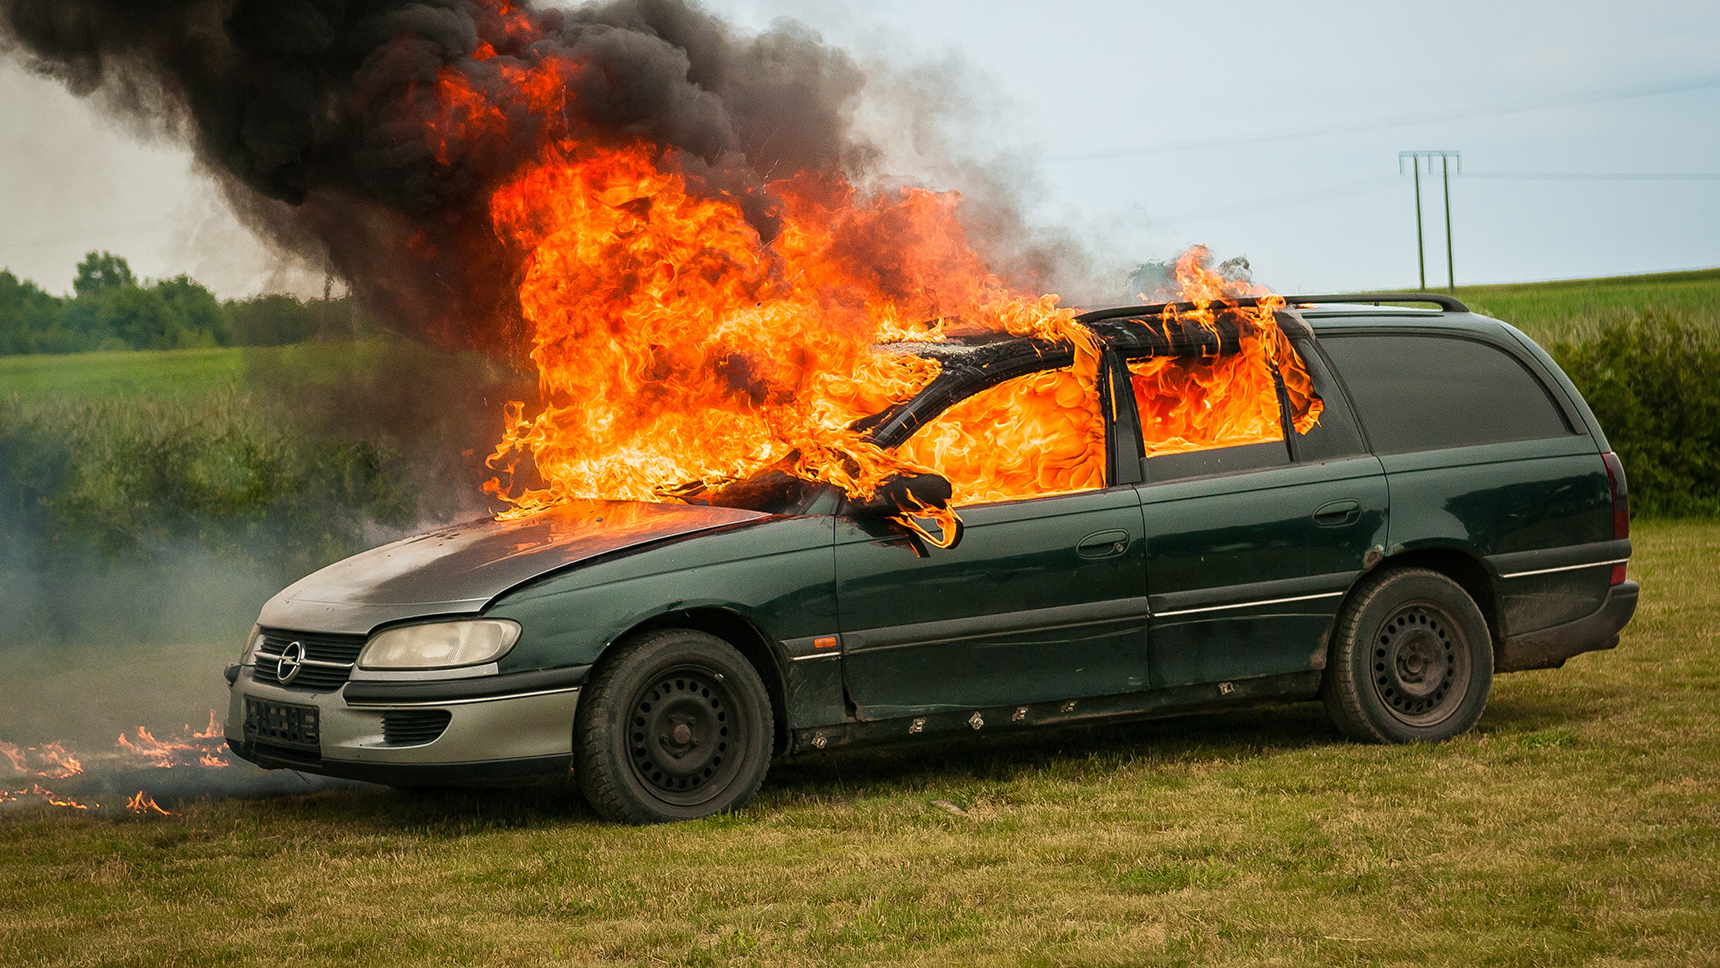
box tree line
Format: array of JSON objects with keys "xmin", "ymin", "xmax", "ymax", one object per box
[{"xmin": 0, "ymin": 251, "xmax": 368, "ymax": 354}]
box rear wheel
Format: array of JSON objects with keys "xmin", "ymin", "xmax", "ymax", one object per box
[
  {"xmin": 1323, "ymin": 567, "xmax": 1493, "ymax": 743},
  {"xmin": 574, "ymin": 629, "xmax": 773, "ymax": 824}
]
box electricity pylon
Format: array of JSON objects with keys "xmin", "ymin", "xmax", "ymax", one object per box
[{"xmin": 1399, "ymin": 150, "xmax": 1460, "ymax": 293}]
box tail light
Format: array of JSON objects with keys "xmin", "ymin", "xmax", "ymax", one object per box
[{"xmin": 1602, "ymin": 451, "xmax": 1630, "ymax": 585}]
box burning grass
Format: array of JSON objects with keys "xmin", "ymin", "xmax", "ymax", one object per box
[{"xmin": 1, "ymin": 519, "xmax": 1715, "ymax": 966}]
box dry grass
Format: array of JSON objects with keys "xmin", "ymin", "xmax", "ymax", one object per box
[{"xmin": 2, "ymin": 521, "xmax": 1717, "ymax": 967}]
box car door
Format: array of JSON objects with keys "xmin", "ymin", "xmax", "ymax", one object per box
[
  {"xmin": 1317, "ymin": 330, "xmax": 1614, "ymax": 635},
  {"xmin": 835, "ymin": 363, "xmax": 1150, "ymax": 720},
  {"xmin": 1125, "ymin": 334, "xmax": 1388, "ymax": 688}
]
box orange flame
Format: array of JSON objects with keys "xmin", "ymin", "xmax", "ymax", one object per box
[
  {"xmin": 1, "ymin": 736, "xmax": 85, "ymax": 778},
  {"xmin": 1129, "ymin": 248, "xmax": 1319, "ymax": 456},
  {"xmin": 35, "ymin": 741, "xmax": 83, "ymax": 778},
  {"xmin": 408, "ymin": 15, "xmax": 1316, "ymax": 514},
  {"xmin": 1, "ymin": 784, "xmax": 93, "ymax": 810},
  {"xmin": 479, "ymin": 139, "xmax": 1067, "ymax": 512},
  {"xmin": 0, "ymin": 713, "xmax": 228, "ymax": 815},
  {"xmin": 126, "ymin": 791, "xmax": 178, "ymax": 817},
  {"xmin": 116, "ymin": 718, "xmax": 229, "ymax": 769},
  {"xmin": 194, "ymin": 710, "xmax": 222, "ymax": 740},
  {"xmin": 475, "ymin": 147, "xmax": 1314, "ymax": 514}
]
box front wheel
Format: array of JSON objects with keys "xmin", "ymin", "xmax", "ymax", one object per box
[
  {"xmin": 574, "ymin": 629, "xmax": 773, "ymax": 824},
  {"xmin": 1322, "ymin": 567, "xmax": 1493, "ymax": 743}
]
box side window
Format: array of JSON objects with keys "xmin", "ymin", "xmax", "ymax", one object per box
[
  {"xmin": 895, "ymin": 366, "xmax": 1105, "ymax": 506},
  {"xmin": 1290, "ymin": 338, "xmax": 1366, "ymax": 461},
  {"xmin": 1129, "ymin": 351, "xmax": 1289, "ymax": 482},
  {"xmin": 1320, "ymin": 334, "xmax": 1574, "ymax": 453}
]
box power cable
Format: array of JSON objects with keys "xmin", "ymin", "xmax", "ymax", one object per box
[
  {"xmin": 1462, "ymin": 172, "xmax": 1720, "ymax": 180},
  {"xmin": 1156, "ymin": 175, "xmax": 1398, "ymax": 223},
  {"xmin": 1048, "ymin": 73, "xmax": 1720, "ymax": 162},
  {"xmin": 0, "ymin": 216, "xmax": 175, "ymax": 252}
]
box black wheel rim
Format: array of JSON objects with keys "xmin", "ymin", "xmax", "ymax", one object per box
[
  {"xmin": 1370, "ymin": 601, "xmax": 1471, "ymax": 726},
  {"xmin": 626, "ymin": 665, "xmax": 745, "ymax": 807}
]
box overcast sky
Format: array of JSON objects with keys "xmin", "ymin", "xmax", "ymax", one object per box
[{"xmin": 1, "ymin": 0, "xmax": 1716, "ymax": 299}]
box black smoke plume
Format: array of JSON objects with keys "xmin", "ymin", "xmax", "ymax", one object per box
[{"xmin": 0, "ymin": 0, "xmax": 879, "ymax": 352}]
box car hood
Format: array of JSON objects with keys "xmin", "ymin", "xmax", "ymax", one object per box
[{"xmin": 257, "ymin": 500, "xmax": 768, "ymax": 634}]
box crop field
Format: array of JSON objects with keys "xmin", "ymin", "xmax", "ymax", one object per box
[
  {"xmin": 2, "ymin": 271, "xmax": 1717, "ymax": 965},
  {"xmin": 0, "ymin": 519, "xmax": 1715, "ymax": 967},
  {"xmin": 1459, "ymin": 267, "xmax": 1720, "ymax": 345}
]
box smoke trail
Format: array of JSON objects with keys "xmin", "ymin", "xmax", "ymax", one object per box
[{"xmin": 0, "ymin": 0, "xmax": 934, "ymax": 352}]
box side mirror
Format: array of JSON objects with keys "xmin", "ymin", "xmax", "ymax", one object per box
[{"xmin": 849, "ymin": 471, "xmax": 964, "ymax": 551}]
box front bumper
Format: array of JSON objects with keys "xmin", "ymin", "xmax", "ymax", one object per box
[
  {"xmin": 1497, "ymin": 579, "xmax": 1639, "ymax": 673},
  {"xmin": 224, "ymin": 665, "xmax": 588, "ymax": 787}
]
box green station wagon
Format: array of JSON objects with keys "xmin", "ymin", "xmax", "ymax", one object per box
[{"xmin": 225, "ymin": 292, "xmax": 1638, "ymax": 823}]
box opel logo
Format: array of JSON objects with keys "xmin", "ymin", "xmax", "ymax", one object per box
[{"xmin": 277, "ymin": 641, "xmax": 306, "ymax": 685}]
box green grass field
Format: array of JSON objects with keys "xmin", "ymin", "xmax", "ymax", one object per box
[
  {"xmin": 0, "ymin": 346, "xmax": 246, "ymax": 402},
  {"xmin": 0, "ymin": 341, "xmax": 492, "ymax": 405},
  {"xmin": 1, "ymin": 519, "xmax": 1715, "ymax": 967},
  {"xmin": 2, "ymin": 272, "xmax": 1717, "ymax": 964},
  {"xmin": 1457, "ymin": 267, "xmax": 1720, "ymax": 345}
]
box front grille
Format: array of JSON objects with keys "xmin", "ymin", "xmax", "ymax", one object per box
[
  {"xmin": 254, "ymin": 629, "xmax": 365, "ymax": 691},
  {"xmin": 381, "ymin": 710, "xmax": 452, "ymax": 746}
]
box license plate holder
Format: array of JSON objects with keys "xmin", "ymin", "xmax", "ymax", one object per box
[{"xmin": 244, "ymin": 698, "xmax": 320, "ymax": 751}]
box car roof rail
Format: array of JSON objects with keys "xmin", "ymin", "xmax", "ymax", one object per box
[
  {"xmin": 1073, "ymin": 291, "xmax": 1468, "ymax": 325},
  {"xmin": 1074, "ymin": 299, "xmax": 1273, "ymax": 324},
  {"xmin": 1284, "ymin": 291, "xmax": 1470, "ymax": 312}
]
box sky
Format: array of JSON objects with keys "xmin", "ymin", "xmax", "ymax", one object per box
[{"xmin": 0, "ymin": 0, "xmax": 1716, "ymax": 300}]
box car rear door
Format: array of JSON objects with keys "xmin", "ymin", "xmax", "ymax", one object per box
[
  {"xmin": 1126, "ymin": 333, "xmax": 1388, "ymax": 688},
  {"xmin": 834, "ymin": 363, "xmax": 1150, "ymax": 720},
  {"xmin": 1316, "ymin": 329, "xmax": 1615, "ymax": 636}
]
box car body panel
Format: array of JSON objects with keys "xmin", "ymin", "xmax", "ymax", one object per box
[
  {"xmin": 834, "ymin": 486, "xmax": 1149, "ymax": 718},
  {"xmin": 258, "ymin": 500, "xmax": 766, "ymax": 634},
  {"xmin": 1377, "ymin": 438, "xmax": 1612, "ymax": 636},
  {"xmin": 486, "ymin": 513, "xmax": 839, "ymax": 671},
  {"xmin": 1139, "ymin": 455, "xmax": 1389, "ymax": 686}
]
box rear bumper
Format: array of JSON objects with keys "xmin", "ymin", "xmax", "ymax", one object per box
[
  {"xmin": 224, "ymin": 666, "xmax": 585, "ymax": 788},
  {"xmin": 1497, "ymin": 579, "xmax": 1639, "ymax": 673}
]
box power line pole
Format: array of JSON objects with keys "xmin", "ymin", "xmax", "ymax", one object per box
[
  {"xmin": 1441, "ymin": 153, "xmax": 1456, "ymax": 294},
  {"xmin": 1400, "ymin": 150, "xmax": 1460, "ymax": 293}
]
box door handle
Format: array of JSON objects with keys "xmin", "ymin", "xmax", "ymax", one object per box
[
  {"xmin": 1077, "ymin": 530, "xmax": 1132, "ymax": 558},
  {"xmin": 1313, "ymin": 500, "xmax": 1362, "ymax": 527}
]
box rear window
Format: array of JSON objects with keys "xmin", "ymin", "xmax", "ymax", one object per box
[
  {"xmin": 1128, "ymin": 351, "xmax": 1289, "ymax": 482},
  {"xmin": 1320, "ymin": 334, "xmax": 1573, "ymax": 453}
]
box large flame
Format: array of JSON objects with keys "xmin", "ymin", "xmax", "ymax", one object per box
[
  {"xmin": 440, "ymin": 9, "xmax": 1316, "ymax": 514},
  {"xmin": 1130, "ymin": 247, "xmax": 1322, "ymax": 458},
  {"xmin": 479, "ymin": 135, "xmax": 1093, "ymax": 512}
]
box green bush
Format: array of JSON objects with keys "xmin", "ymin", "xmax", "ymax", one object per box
[
  {"xmin": 0, "ymin": 388, "xmax": 416, "ymax": 575},
  {"xmin": 0, "ymin": 338, "xmax": 535, "ymax": 643},
  {"xmin": 1551, "ymin": 311, "xmax": 1720, "ymax": 517}
]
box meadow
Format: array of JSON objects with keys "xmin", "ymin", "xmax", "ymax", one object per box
[
  {"xmin": 0, "ymin": 519, "xmax": 1714, "ymax": 967},
  {"xmin": 1, "ymin": 269, "xmax": 1718, "ymax": 965},
  {"xmin": 1459, "ymin": 266, "xmax": 1720, "ymax": 345}
]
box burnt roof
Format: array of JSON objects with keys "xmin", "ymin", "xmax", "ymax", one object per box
[
  {"xmin": 857, "ymin": 305, "xmax": 1279, "ymax": 447},
  {"xmin": 856, "ymin": 292, "xmax": 1465, "ymax": 446}
]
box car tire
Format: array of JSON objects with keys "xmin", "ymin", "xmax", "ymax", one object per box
[
  {"xmin": 1322, "ymin": 567, "xmax": 1493, "ymax": 744},
  {"xmin": 574, "ymin": 628, "xmax": 773, "ymax": 824}
]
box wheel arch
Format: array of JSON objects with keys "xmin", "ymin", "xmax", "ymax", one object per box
[
  {"xmin": 1361, "ymin": 547, "xmax": 1504, "ymax": 651},
  {"xmin": 622, "ymin": 607, "xmax": 791, "ymax": 756}
]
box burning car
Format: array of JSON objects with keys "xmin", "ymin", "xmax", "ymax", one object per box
[{"xmin": 225, "ymin": 292, "xmax": 1637, "ymax": 823}]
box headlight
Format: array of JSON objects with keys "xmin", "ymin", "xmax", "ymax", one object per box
[
  {"xmin": 358, "ymin": 620, "xmax": 521, "ymax": 670},
  {"xmin": 240, "ymin": 625, "xmax": 263, "ymax": 665}
]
